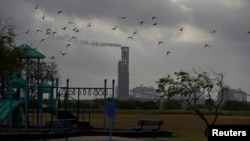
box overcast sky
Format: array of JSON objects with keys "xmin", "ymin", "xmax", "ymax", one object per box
[{"xmin": 0, "ymin": 0, "xmax": 249, "ymax": 99}]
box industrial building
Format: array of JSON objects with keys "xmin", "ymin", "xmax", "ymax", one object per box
[{"xmin": 116, "ymin": 47, "xmax": 129, "ymax": 100}]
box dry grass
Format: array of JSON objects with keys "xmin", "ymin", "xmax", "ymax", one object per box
[
  {"xmin": 2, "ymin": 109, "xmax": 250, "ymax": 141},
  {"xmin": 89, "ymin": 113, "xmax": 250, "ymax": 136}
]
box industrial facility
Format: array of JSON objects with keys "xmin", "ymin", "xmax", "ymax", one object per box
[{"xmin": 117, "ymin": 47, "xmax": 129, "ymax": 100}]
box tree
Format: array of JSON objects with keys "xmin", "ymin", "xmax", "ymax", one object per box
[
  {"xmin": 0, "ymin": 16, "xmax": 21, "ymax": 76},
  {"xmin": 0, "ymin": 16, "xmax": 59, "ymax": 99},
  {"xmin": 156, "ymin": 68, "xmax": 228, "ymax": 136},
  {"xmin": 0, "ymin": 16, "xmax": 24, "ymax": 99},
  {"xmin": 162, "ymin": 99, "xmax": 182, "ymax": 110},
  {"xmin": 27, "ymin": 60, "xmax": 59, "ymax": 98}
]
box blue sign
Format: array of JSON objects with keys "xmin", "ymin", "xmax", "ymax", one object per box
[{"xmin": 107, "ymin": 102, "xmax": 116, "ymax": 117}]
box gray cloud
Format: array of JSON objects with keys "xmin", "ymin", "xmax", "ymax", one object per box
[{"xmin": 0, "ymin": 0, "xmax": 249, "ymax": 99}]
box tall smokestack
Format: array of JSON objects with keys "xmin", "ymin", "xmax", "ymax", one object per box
[{"xmin": 117, "ymin": 47, "xmax": 129, "ymax": 100}]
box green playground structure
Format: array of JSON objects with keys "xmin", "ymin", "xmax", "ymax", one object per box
[
  {"xmin": 0, "ymin": 44, "xmax": 115, "ymax": 133},
  {"xmin": 0, "ymin": 99, "xmax": 24, "ymax": 123}
]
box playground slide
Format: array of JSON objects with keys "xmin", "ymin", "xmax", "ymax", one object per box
[{"xmin": 0, "ymin": 99, "xmax": 24, "ymax": 122}]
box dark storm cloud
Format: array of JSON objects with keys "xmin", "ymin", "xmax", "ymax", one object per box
[{"xmin": 0, "ymin": 0, "xmax": 249, "ymax": 99}]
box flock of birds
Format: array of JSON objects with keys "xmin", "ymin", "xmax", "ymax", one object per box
[{"xmin": 23, "ymin": 4, "xmax": 250, "ymax": 60}]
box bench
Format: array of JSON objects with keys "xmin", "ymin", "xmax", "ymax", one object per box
[
  {"xmin": 38, "ymin": 119, "xmax": 75, "ymax": 141},
  {"xmin": 132, "ymin": 119, "xmax": 164, "ymax": 138}
]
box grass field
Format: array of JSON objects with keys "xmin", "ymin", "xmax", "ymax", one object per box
[
  {"xmin": 81, "ymin": 110, "xmax": 250, "ymax": 141},
  {"xmin": 2, "ymin": 109, "xmax": 250, "ymax": 141}
]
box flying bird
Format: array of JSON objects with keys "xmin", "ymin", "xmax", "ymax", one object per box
[
  {"xmin": 119, "ymin": 16, "xmax": 127, "ymax": 19},
  {"xmin": 25, "ymin": 29, "xmax": 30, "ymax": 34},
  {"xmin": 179, "ymin": 27, "xmax": 184, "ymax": 31},
  {"xmin": 127, "ymin": 36, "xmax": 133, "ymax": 39},
  {"xmin": 211, "ymin": 29, "xmax": 216, "ymax": 33},
  {"xmin": 52, "ymin": 31, "xmax": 57, "ymax": 35},
  {"xmin": 68, "ymin": 22, "xmax": 74, "ymax": 24},
  {"xmin": 34, "ymin": 5, "xmax": 39, "ymax": 9},
  {"xmin": 133, "ymin": 31, "xmax": 137, "ymax": 35},
  {"xmin": 153, "ymin": 22, "xmax": 157, "ymax": 26},
  {"xmin": 60, "ymin": 51, "xmax": 66, "ymax": 56},
  {"xmin": 57, "ymin": 10, "xmax": 62, "ymax": 14},
  {"xmin": 158, "ymin": 41, "xmax": 164, "ymax": 45},
  {"xmin": 66, "ymin": 43, "xmax": 71, "ymax": 47},
  {"xmin": 204, "ymin": 44, "xmax": 211, "ymax": 48},
  {"xmin": 49, "ymin": 56, "xmax": 55, "ymax": 59},
  {"xmin": 46, "ymin": 29, "xmax": 51, "ymax": 34},
  {"xmin": 62, "ymin": 26, "xmax": 67, "ymax": 30},
  {"xmin": 42, "ymin": 15, "xmax": 45, "ymax": 20},
  {"xmin": 140, "ymin": 21, "xmax": 144, "ymax": 26},
  {"xmin": 246, "ymin": 31, "xmax": 250, "ymax": 34},
  {"xmin": 36, "ymin": 30, "xmax": 42, "ymax": 34},
  {"xmin": 46, "ymin": 28, "xmax": 52, "ymax": 32},
  {"xmin": 40, "ymin": 39, "xmax": 45, "ymax": 42},
  {"xmin": 166, "ymin": 51, "xmax": 171, "ymax": 55},
  {"xmin": 152, "ymin": 16, "xmax": 158, "ymax": 21},
  {"xmin": 112, "ymin": 26, "xmax": 117, "ymax": 30},
  {"xmin": 87, "ymin": 23, "xmax": 91, "ymax": 27},
  {"xmin": 71, "ymin": 36, "xmax": 77, "ymax": 39},
  {"xmin": 66, "ymin": 44, "xmax": 71, "ymax": 47}
]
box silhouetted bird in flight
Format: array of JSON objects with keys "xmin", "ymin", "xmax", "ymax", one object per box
[
  {"xmin": 71, "ymin": 36, "xmax": 77, "ymax": 39},
  {"xmin": 40, "ymin": 39, "xmax": 45, "ymax": 42},
  {"xmin": 49, "ymin": 56, "xmax": 55, "ymax": 59},
  {"xmin": 52, "ymin": 32, "xmax": 57, "ymax": 35},
  {"xmin": 57, "ymin": 10, "xmax": 62, "ymax": 14},
  {"xmin": 62, "ymin": 26, "xmax": 67, "ymax": 30},
  {"xmin": 42, "ymin": 15, "xmax": 45, "ymax": 20},
  {"xmin": 127, "ymin": 36, "xmax": 133, "ymax": 39},
  {"xmin": 112, "ymin": 26, "xmax": 117, "ymax": 30},
  {"xmin": 68, "ymin": 22, "xmax": 74, "ymax": 24},
  {"xmin": 246, "ymin": 31, "xmax": 250, "ymax": 34},
  {"xmin": 153, "ymin": 22, "xmax": 157, "ymax": 26},
  {"xmin": 204, "ymin": 44, "xmax": 210, "ymax": 48},
  {"xmin": 211, "ymin": 29, "xmax": 216, "ymax": 33},
  {"xmin": 87, "ymin": 23, "xmax": 91, "ymax": 27},
  {"xmin": 35, "ymin": 5, "xmax": 38, "ymax": 9},
  {"xmin": 140, "ymin": 21, "xmax": 144, "ymax": 26},
  {"xmin": 133, "ymin": 31, "xmax": 137, "ymax": 35},
  {"xmin": 152, "ymin": 16, "xmax": 158, "ymax": 21},
  {"xmin": 60, "ymin": 51, "xmax": 66, "ymax": 56},
  {"xmin": 46, "ymin": 28, "xmax": 51, "ymax": 32},
  {"xmin": 66, "ymin": 43, "xmax": 71, "ymax": 47},
  {"xmin": 158, "ymin": 41, "xmax": 164, "ymax": 45},
  {"xmin": 36, "ymin": 30, "xmax": 42, "ymax": 34},
  {"xmin": 166, "ymin": 51, "xmax": 171, "ymax": 55},
  {"xmin": 119, "ymin": 16, "xmax": 127, "ymax": 19},
  {"xmin": 179, "ymin": 27, "xmax": 184, "ymax": 31},
  {"xmin": 25, "ymin": 29, "xmax": 30, "ymax": 34}
]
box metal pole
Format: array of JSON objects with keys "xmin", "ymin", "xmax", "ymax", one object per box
[
  {"xmin": 8, "ymin": 76, "xmax": 13, "ymax": 132},
  {"xmin": 39, "ymin": 79, "xmax": 44, "ymax": 129},
  {"xmin": 24, "ymin": 78, "xmax": 29, "ymax": 132},
  {"xmin": 66, "ymin": 79, "xmax": 69, "ymax": 112},
  {"xmin": 112, "ymin": 79, "xmax": 115, "ymax": 129},
  {"xmin": 77, "ymin": 89, "xmax": 80, "ymax": 121},
  {"xmin": 55, "ymin": 79, "xmax": 59, "ymax": 119},
  {"xmin": 104, "ymin": 79, "xmax": 107, "ymax": 130},
  {"xmin": 25, "ymin": 58, "xmax": 30, "ymax": 132}
]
